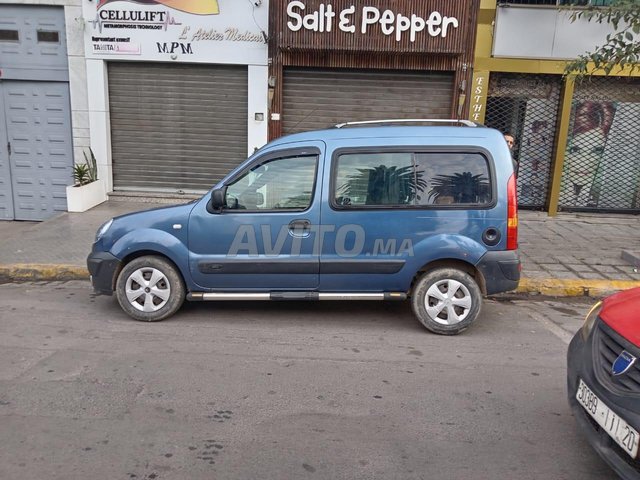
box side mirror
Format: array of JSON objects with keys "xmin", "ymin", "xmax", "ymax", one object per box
[{"xmin": 210, "ymin": 187, "xmax": 227, "ymax": 210}]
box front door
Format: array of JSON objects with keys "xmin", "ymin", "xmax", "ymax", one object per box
[
  {"xmin": 0, "ymin": 81, "xmax": 73, "ymax": 221},
  {"xmin": 188, "ymin": 143, "xmax": 324, "ymax": 290}
]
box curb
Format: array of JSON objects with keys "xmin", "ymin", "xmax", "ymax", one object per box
[
  {"xmin": 0, "ymin": 264, "xmax": 88, "ymax": 283},
  {"xmin": 1, "ymin": 263, "xmax": 639, "ymax": 298},
  {"xmin": 517, "ymin": 278, "xmax": 640, "ymax": 297}
]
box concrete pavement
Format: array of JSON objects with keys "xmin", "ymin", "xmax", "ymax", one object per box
[{"xmin": 0, "ymin": 198, "xmax": 639, "ymax": 296}]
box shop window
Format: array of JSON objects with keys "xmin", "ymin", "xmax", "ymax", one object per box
[
  {"xmin": 0, "ymin": 29, "xmax": 19, "ymax": 42},
  {"xmin": 37, "ymin": 30, "xmax": 60, "ymax": 43}
]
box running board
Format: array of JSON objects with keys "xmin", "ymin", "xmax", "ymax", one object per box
[{"xmin": 187, "ymin": 292, "xmax": 407, "ymax": 301}]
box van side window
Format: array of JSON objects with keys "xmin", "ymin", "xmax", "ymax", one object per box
[
  {"xmin": 333, "ymin": 151, "xmax": 492, "ymax": 208},
  {"xmin": 226, "ymin": 155, "xmax": 317, "ymax": 211},
  {"xmin": 415, "ymin": 153, "xmax": 491, "ymax": 206},
  {"xmin": 334, "ymin": 153, "xmax": 415, "ymax": 207}
]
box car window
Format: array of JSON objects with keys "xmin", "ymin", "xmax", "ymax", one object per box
[
  {"xmin": 334, "ymin": 153, "xmax": 415, "ymax": 207},
  {"xmin": 415, "ymin": 153, "xmax": 491, "ymax": 206},
  {"xmin": 226, "ymin": 155, "xmax": 317, "ymax": 211},
  {"xmin": 333, "ymin": 151, "xmax": 492, "ymax": 208}
]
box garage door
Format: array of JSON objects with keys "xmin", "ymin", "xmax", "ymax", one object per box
[
  {"xmin": 108, "ymin": 62, "xmax": 248, "ymax": 192},
  {"xmin": 0, "ymin": 81, "xmax": 73, "ymax": 221},
  {"xmin": 282, "ymin": 69, "xmax": 454, "ymax": 135}
]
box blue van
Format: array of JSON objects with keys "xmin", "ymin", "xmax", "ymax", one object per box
[{"xmin": 88, "ymin": 120, "xmax": 520, "ymax": 335}]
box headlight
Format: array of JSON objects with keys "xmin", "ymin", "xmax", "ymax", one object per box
[
  {"xmin": 95, "ymin": 219, "xmax": 113, "ymax": 242},
  {"xmin": 581, "ymin": 300, "xmax": 603, "ymax": 340}
]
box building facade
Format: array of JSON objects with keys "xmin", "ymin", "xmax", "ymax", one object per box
[
  {"xmin": 1, "ymin": 0, "xmax": 270, "ymax": 220},
  {"xmin": 471, "ymin": 0, "xmax": 640, "ymax": 214},
  {"xmin": 0, "ymin": 1, "xmax": 86, "ymax": 221},
  {"xmin": 83, "ymin": 0, "xmax": 269, "ymax": 197},
  {"xmin": 268, "ymin": 0, "xmax": 480, "ymax": 138}
]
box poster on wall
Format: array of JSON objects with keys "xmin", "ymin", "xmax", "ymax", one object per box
[
  {"xmin": 559, "ymin": 100, "xmax": 640, "ymax": 210},
  {"xmin": 517, "ymin": 98, "xmax": 555, "ymax": 206},
  {"xmin": 83, "ymin": 0, "xmax": 268, "ymax": 64}
]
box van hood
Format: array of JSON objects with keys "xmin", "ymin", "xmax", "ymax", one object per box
[{"xmin": 105, "ymin": 201, "xmax": 197, "ymax": 244}]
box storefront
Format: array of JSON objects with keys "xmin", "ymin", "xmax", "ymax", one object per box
[
  {"xmin": 83, "ymin": 0, "xmax": 269, "ymax": 194},
  {"xmin": 471, "ymin": 1, "xmax": 640, "ymax": 215},
  {"xmin": 557, "ymin": 77, "xmax": 640, "ymax": 212},
  {"xmin": 268, "ymin": 1, "xmax": 479, "ymax": 139}
]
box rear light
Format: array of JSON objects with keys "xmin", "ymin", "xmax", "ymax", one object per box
[{"xmin": 507, "ymin": 173, "xmax": 518, "ymax": 250}]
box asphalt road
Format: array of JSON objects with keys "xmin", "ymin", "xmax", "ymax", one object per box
[{"xmin": 0, "ymin": 281, "xmax": 617, "ymax": 480}]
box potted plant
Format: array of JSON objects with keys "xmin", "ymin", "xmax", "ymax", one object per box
[{"xmin": 66, "ymin": 148, "xmax": 107, "ymax": 212}]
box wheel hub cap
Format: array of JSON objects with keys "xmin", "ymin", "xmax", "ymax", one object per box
[
  {"xmin": 125, "ymin": 267, "xmax": 171, "ymax": 313},
  {"xmin": 424, "ymin": 279, "xmax": 472, "ymax": 326}
]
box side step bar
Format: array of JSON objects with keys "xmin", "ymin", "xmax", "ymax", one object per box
[{"xmin": 187, "ymin": 292, "xmax": 407, "ymax": 301}]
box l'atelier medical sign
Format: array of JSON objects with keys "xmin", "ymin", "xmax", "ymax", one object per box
[
  {"xmin": 277, "ymin": 0, "xmax": 468, "ymax": 52},
  {"xmin": 84, "ymin": 0, "xmax": 268, "ymax": 64}
]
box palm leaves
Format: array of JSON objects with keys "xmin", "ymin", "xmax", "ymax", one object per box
[{"xmin": 428, "ymin": 172, "xmax": 490, "ymax": 204}]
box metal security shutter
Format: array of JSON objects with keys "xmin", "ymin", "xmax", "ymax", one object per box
[
  {"xmin": 282, "ymin": 69, "xmax": 454, "ymax": 135},
  {"xmin": 108, "ymin": 62, "xmax": 248, "ymax": 192},
  {"xmin": 485, "ymin": 73, "xmax": 562, "ymax": 210},
  {"xmin": 558, "ymin": 77, "xmax": 640, "ymax": 213}
]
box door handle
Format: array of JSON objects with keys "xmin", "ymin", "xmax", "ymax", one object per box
[{"xmin": 288, "ymin": 219, "xmax": 311, "ymax": 238}]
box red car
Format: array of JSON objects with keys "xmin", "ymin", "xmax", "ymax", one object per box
[{"xmin": 568, "ymin": 287, "xmax": 640, "ymax": 479}]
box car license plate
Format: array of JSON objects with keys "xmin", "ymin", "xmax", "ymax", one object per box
[{"xmin": 576, "ymin": 379, "xmax": 639, "ymax": 459}]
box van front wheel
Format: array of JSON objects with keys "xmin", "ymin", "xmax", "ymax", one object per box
[
  {"xmin": 411, "ymin": 268, "xmax": 482, "ymax": 335},
  {"xmin": 115, "ymin": 255, "xmax": 185, "ymax": 322}
]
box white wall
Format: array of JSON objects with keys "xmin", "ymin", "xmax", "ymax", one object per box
[{"xmin": 493, "ymin": 6, "xmax": 631, "ymax": 60}]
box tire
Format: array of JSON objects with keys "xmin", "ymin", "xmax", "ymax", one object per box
[
  {"xmin": 115, "ymin": 255, "xmax": 185, "ymax": 322},
  {"xmin": 411, "ymin": 268, "xmax": 482, "ymax": 335}
]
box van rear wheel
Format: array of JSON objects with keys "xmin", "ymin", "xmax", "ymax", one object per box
[
  {"xmin": 115, "ymin": 255, "xmax": 185, "ymax": 322},
  {"xmin": 411, "ymin": 268, "xmax": 482, "ymax": 335}
]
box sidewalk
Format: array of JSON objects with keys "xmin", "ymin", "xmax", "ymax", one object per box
[{"xmin": 1, "ymin": 199, "xmax": 639, "ymax": 297}]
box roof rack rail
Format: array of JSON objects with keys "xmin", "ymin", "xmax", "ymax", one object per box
[{"xmin": 334, "ymin": 119, "xmax": 479, "ymax": 128}]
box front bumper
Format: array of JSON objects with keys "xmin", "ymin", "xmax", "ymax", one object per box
[
  {"xmin": 567, "ymin": 329, "xmax": 640, "ymax": 480},
  {"xmin": 475, "ymin": 250, "xmax": 520, "ymax": 295},
  {"xmin": 87, "ymin": 251, "xmax": 122, "ymax": 296}
]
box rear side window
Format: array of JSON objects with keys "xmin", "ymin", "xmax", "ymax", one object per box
[
  {"xmin": 333, "ymin": 151, "xmax": 492, "ymax": 208},
  {"xmin": 334, "ymin": 153, "xmax": 414, "ymax": 207},
  {"xmin": 415, "ymin": 153, "xmax": 491, "ymax": 206}
]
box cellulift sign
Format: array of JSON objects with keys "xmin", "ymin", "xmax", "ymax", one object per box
[
  {"xmin": 286, "ymin": 1, "xmax": 459, "ymax": 42},
  {"xmin": 83, "ymin": 0, "xmax": 268, "ymax": 64}
]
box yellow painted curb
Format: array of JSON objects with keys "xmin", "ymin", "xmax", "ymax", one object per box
[
  {"xmin": 517, "ymin": 278, "xmax": 640, "ymax": 297},
  {"xmin": 0, "ymin": 264, "xmax": 88, "ymax": 282}
]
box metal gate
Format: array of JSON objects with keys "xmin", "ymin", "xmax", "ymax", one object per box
[
  {"xmin": 108, "ymin": 62, "xmax": 248, "ymax": 193},
  {"xmin": 0, "ymin": 82, "xmax": 73, "ymax": 221},
  {"xmin": 558, "ymin": 77, "xmax": 640, "ymax": 213},
  {"xmin": 0, "ymin": 5, "xmax": 72, "ymax": 221},
  {"xmin": 282, "ymin": 68, "xmax": 454, "ymax": 135},
  {"xmin": 485, "ymin": 73, "xmax": 562, "ymax": 209}
]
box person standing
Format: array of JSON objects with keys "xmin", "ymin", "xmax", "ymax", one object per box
[{"xmin": 504, "ymin": 132, "xmax": 518, "ymax": 177}]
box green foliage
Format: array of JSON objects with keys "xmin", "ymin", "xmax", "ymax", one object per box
[
  {"xmin": 73, "ymin": 148, "xmax": 98, "ymax": 186},
  {"xmin": 563, "ymin": 0, "xmax": 640, "ymax": 78},
  {"xmin": 73, "ymin": 163, "xmax": 92, "ymax": 186}
]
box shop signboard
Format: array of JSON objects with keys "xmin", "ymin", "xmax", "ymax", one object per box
[
  {"xmin": 83, "ymin": 0, "xmax": 268, "ymax": 64},
  {"xmin": 275, "ymin": 0, "xmax": 470, "ymax": 53}
]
